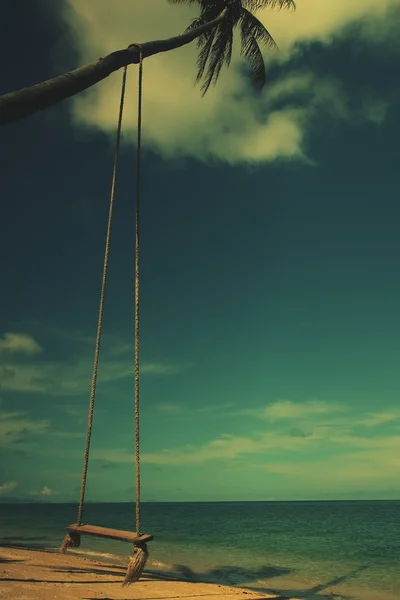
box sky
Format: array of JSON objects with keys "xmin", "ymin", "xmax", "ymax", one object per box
[{"xmin": 1, "ymin": 0, "xmax": 400, "ymax": 503}]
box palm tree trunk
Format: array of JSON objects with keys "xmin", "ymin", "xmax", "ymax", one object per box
[{"xmin": 0, "ymin": 9, "xmax": 227, "ymax": 126}]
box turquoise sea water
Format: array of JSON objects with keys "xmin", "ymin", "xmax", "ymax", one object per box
[{"xmin": 1, "ymin": 501, "xmax": 399, "ymax": 599}]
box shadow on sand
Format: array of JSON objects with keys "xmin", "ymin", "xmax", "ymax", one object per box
[
  {"xmin": 0, "ymin": 557, "xmax": 25, "ymax": 564},
  {"xmin": 0, "ymin": 538, "xmax": 55, "ymax": 551},
  {"xmin": 240, "ymin": 565, "xmax": 368, "ymax": 599},
  {"xmin": 0, "ymin": 542, "xmax": 369, "ymax": 599},
  {"xmin": 55, "ymin": 561, "xmax": 367, "ymax": 599}
]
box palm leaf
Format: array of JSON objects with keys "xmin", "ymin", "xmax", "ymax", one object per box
[
  {"xmin": 182, "ymin": 4, "xmax": 238, "ymax": 94},
  {"xmin": 243, "ymin": 0, "xmax": 296, "ymax": 11},
  {"xmin": 200, "ymin": 25, "xmax": 233, "ymax": 95},
  {"xmin": 240, "ymin": 8, "xmax": 277, "ymax": 50},
  {"xmin": 195, "ymin": 27, "xmax": 218, "ymax": 82},
  {"xmin": 239, "ymin": 8, "xmax": 277, "ymax": 89},
  {"xmin": 240, "ymin": 34, "xmax": 266, "ymax": 90},
  {"xmin": 182, "ymin": 11, "xmax": 221, "ymax": 84},
  {"xmin": 169, "ymin": 0, "xmax": 296, "ymax": 14},
  {"xmin": 168, "ymin": 0, "xmax": 296, "ymax": 94}
]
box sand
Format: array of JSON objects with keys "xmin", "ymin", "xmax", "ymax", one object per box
[{"xmin": 0, "ymin": 546, "xmax": 285, "ymax": 600}]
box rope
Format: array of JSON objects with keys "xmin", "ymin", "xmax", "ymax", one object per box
[
  {"xmin": 133, "ymin": 45, "xmax": 144, "ymax": 539},
  {"xmin": 77, "ymin": 65, "xmax": 129, "ymax": 527}
]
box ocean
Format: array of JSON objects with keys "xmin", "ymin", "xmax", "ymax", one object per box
[{"xmin": 1, "ymin": 500, "xmax": 399, "ymax": 599}]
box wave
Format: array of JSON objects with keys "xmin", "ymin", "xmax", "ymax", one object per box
[
  {"xmin": 149, "ymin": 559, "xmax": 173, "ymax": 568},
  {"xmin": 69, "ymin": 549, "xmax": 122, "ymax": 561}
]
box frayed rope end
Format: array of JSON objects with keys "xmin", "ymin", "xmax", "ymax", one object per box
[
  {"xmin": 122, "ymin": 542, "xmax": 148, "ymax": 587},
  {"xmin": 59, "ymin": 532, "xmax": 81, "ymax": 554}
]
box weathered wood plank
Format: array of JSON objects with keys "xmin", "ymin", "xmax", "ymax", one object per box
[{"xmin": 66, "ymin": 523, "xmax": 153, "ymax": 544}]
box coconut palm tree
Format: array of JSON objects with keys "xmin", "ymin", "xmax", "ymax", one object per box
[
  {"xmin": 169, "ymin": 0, "xmax": 295, "ymax": 95},
  {"xmin": 0, "ymin": 0, "xmax": 295, "ymax": 125}
]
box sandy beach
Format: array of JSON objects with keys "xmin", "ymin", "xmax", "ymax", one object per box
[{"xmin": 0, "ymin": 547, "xmax": 284, "ymax": 600}]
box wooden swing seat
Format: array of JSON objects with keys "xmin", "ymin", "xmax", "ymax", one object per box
[{"xmin": 66, "ymin": 523, "xmax": 153, "ymax": 544}]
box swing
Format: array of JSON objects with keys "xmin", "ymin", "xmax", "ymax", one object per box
[{"xmin": 59, "ymin": 46, "xmax": 151, "ymax": 587}]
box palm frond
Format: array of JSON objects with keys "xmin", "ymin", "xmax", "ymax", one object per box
[
  {"xmin": 243, "ymin": 0, "xmax": 296, "ymax": 12},
  {"xmin": 167, "ymin": 0, "xmax": 221, "ymax": 8},
  {"xmin": 240, "ymin": 33, "xmax": 266, "ymax": 90},
  {"xmin": 180, "ymin": 3, "xmax": 225, "ymax": 33},
  {"xmin": 168, "ymin": 0, "xmax": 296, "ymax": 94},
  {"xmin": 195, "ymin": 28, "xmax": 218, "ymax": 82},
  {"xmin": 223, "ymin": 28, "xmax": 233, "ymax": 69},
  {"xmin": 167, "ymin": 0, "xmax": 199, "ymax": 4},
  {"xmin": 183, "ymin": 4, "xmax": 238, "ymax": 94},
  {"xmin": 240, "ymin": 8, "xmax": 277, "ymax": 50},
  {"xmin": 200, "ymin": 26, "xmax": 233, "ymax": 96},
  {"xmin": 240, "ymin": 8, "xmax": 278, "ymax": 90}
]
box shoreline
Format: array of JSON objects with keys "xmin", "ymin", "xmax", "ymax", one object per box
[
  {"xmin": 1, "ymin": 544, "xmax": 397, "ymax": 600},
  {"xmin": 0, "ymin": 546, "xmax": 280, "ymax": 600}
]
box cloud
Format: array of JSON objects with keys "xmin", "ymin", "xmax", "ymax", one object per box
[
  {"xmin": 0, "ymin": 329, "xmax": 181, "ymax": 399},
  {"xmin": 0, "ymin": 410, "xmax": 50, "ymax": 446},
  {"xmin": 93, "ymin": 430, "xmax": 320, "ymax": 467},
  {"xmin": 61, "ymin": 406, "xmax": 88, "ymax": 423},
  {"xmin": 0, "ymin": 355, "xmax": 182, "ymax": 395},
  {"xmin": 263, "ymin": 399, "xmax": 345, "ymax": 421},
  {"xmin": 0, "ymin": 409, "xmax": 89, "ymax": 453},
  {"xmin": 145, "ymin": 431, "xmax": 400, "ymax": 493},
  {"xmin": 150, "ymin": 401, "xmax": 238, "ymax": 424},
  {"xmin": 29, "ymin": 485, "xmax": 57, "ymax": 497},
  {"xmin": 0, "ymin": 332, "xmax": 42, "ymax": 356},
  {"xmin": 260, "ymin": 0, "xmax": 399, "ymax": 51},
  {"xmin": 360, "ymin": 97, "xmax": 389, "ymax": 125},
  {"xmin": 156, "ymin": 403, "xmax": 181, "ymax": 413},
  {"xmin": 49, "ymin": 431, "xmax": 85, "ymax": 439},
  {"xmin": 253, "ymin": 437, "xmax": 400, "ymax": 489},
  {"xmin": 57, "ymin": 0, "xmax": 397, "ymax": 164},
  {"xmin": 357, "ymin": 409, "xmax": 400, "ymax": 428},
  {"xmin": 0, "ymin": 480, "xmax": 18, "ymax": 494},
  {"xmin": 240, "ymin": 398, "xmax": 346, "ymax": 422},
  {"xmin": 141, "ymin": 363, "xmax": 182, "ymax": 375},
  {"xmin": 72, "ymin": 397, "xmax": 400, "ymax": 494}
]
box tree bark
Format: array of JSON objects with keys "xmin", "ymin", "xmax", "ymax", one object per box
[{"xmin": 0, "ymin": 9, "xmax": 227, "ymax": 126}]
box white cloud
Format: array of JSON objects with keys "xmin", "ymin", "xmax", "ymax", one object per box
[
  {"xmin": 57, "ymin": 0, "xmax": 397, "ymax": 164},
  {"xmin": 0, "ymin": 410, "xmax": 50, "ymax": 446},
  {"xmin": 0, "ymin": 356, "xmax": 182, "ymax": 395},
  {"xmin": 58, "ymin": 398, "xmax": 400, "ymax": 494},
  {"xmin": 92, "ymin": 430, "xmax": 320, "ymax": 466},
  {"xmin": 255, "ymin": 437, "xmax": 400, "ymax": 489},
  {"xmin": 0, "ymin": 326, "xmax": 183, "ymax": 397},
  {"xmin": 239, "ymin": 398, "xmax": 346, "ymax": 422},
  {"xmin": 86, "ymin": 400, "xmax": 400, "ymax": 468},
  {"xmin": 358, "ymin": 409, "xmax": 400, "ymax": 428},
  {"xmin": 263, "ymin": 399, "xmax": 345, "ymax": 421},
  {"xmin": 0, "ymin": 480, "xmax": 18, "ymax": 494},
  {"xmin": 261, "ymin": 0, "xmax": 398, "ymax": 51},
  {"xmin": 141, "ymin": 363, "xmax": 182, "ymax": 375},
  {"xmin": 0, "ymin": 332, "xmax": 42, "ymax": 356},
  {"xmin": 143, "ymin": 431, "xmax": 400, "ymax": 492},
  {"xmin": 29, "ymin": 485, "xmax": 57, "ymax": 497}
]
